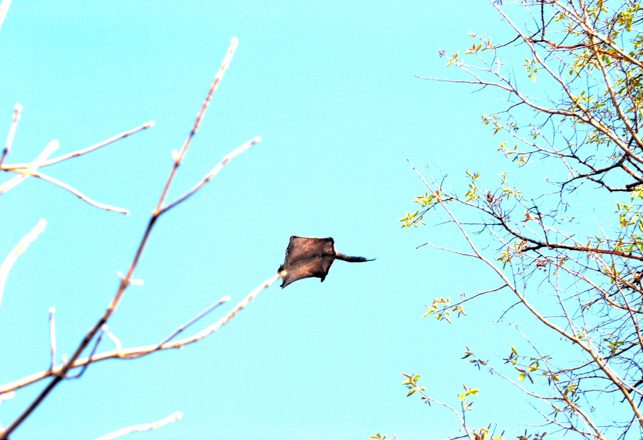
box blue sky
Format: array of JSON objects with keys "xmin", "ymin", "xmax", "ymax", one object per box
[{"xmin": 0, "ymin": 2, "xmax": 543, "ymax": 439}]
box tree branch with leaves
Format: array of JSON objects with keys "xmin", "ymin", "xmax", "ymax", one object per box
[{"xmin": 403, "ymin": 1, "xmax": 643, "ymax": 439}]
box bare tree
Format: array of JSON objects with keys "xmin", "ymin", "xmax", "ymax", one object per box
[
  {"xmin": 402, "ymin": 1, "xmax": 643, "ymax": 439},
  {"xmin": 0, "ymin": 35, "xmax": 282, "ymax": 438}
]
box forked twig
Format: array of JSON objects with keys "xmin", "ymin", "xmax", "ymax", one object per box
[
  {"xmin": 155, "ymin": 36, "xmax": 239, "ymax": 211},
  {"xmin": 0, "ymin": 120, "xmax": 153, "ymax": 214},
  {"xmin": 0, "ymin": 139, "xmax": 59, "ymax": 193},
  {"xmin": 161, "ymin": 136, "xmax": 262, "ymax": 214}
]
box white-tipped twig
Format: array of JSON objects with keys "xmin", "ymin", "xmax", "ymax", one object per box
[
  {"xmin": 95, "ymin": 411, "xmax": 183, "ymax": 440},
  {"xmin": 0, "ymin": 219, "xmax": 47, "ymax": 308},
  {"xmin": 161, "ymin": 136, "xmax": 262, "ymax": 214},
  {"xmin": 0, "ymin": 103, "xmax": 21, "ymax": 166},
  {"xmin": 0, "ymin": 0, "xmax": 12, "ymax": 30},
  {"xmin": 48, "ymin": 307, "xmax": 56, "ymax": 371}
]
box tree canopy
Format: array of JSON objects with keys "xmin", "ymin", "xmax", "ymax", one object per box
[{"xmin": 402, "ymin": 1, "xmax": 643, "ymax": 439}]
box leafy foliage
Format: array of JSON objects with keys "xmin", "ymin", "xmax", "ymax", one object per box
[{"xmin": 403, "ymin": 1, "xmax": 643, "ymax": 439}]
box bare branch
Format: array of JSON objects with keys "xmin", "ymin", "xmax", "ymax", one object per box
[
  {"xmin": 27, "ymin": 170, "xmax": 129, "ymax": 215},
  {"xmin": 158, "ymin": 295, "xmax": 231, "ymax": 346},
  {"xmin": 0, "ymin": 139, "xmax": 59, "ymax": 193},
  {"xmin": 0, "ymin": 273, "xmax": 282, "ymax": 394},
  {"xmin": 0, "ymin": 37, "xmax": 254, "ymax": 438},
  {"xmin": 160, "ymin": 136, "xmax": 262, "ymax": 215},
  {"xmin": 0, "ymin": 219, "xmax": 47, "ymax": 308},
  {"xmin": 0, "ymin": 0, "xmax": 12, "ymax": 30},
  {"xmin": 0, "ymin": 103, "xmax": 22, "ymax": 166},
  {"xmin": 95, "ymin": 411, "xmax": 183, "ymax": 440},
  {"xmin": 48, "ymin": 307, "xmax": 56, "ymax": 372},
  {"xmin": 10, "ymin": 121, "xmax": 155, "ymax": 169},
  {"xmin": 155, "ymin": 36, "xmax": 239, "ymax": 211}
]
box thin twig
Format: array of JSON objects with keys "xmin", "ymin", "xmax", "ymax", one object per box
[
  {"xmin": 103, "ymin": 326, "xmax": 122, "ymax": 352},
  {"xmin": 176, "ymin": 272, "xmax": 282, "ymax": 344},
  {"xmin": 416, "ymin": 241, "xmax": 477, "ymax": 258},
  {"xmin": 155, "ymin": 37, "xmax": 239, "ymax": 212},
  {"xmin": 159, "ymin": 295, "xmax": 231, "ymax": 346},
  {"xmin": 48, "ymin": 307, "xmax": 56, "ymax": 371},
  {"xmin": 66, "ymin": 330, "xmax": 105, "ymax": 380},
  {"xmin": 0, "ymin": 103, "xmax": 22, "ymax": 166},
  {"xmin": 0, "ymin": 139, "xmax": 59, "ymax": 194},
  {"xmin": 27, "ymin": 171, "xmax": 129, "ymax": 215},
  {"xmin": 0, "ymin": 273, "xmax": 283, "ymax": 394},
  {"xmin": 160, "ymin": 136, "xmax": 261, "ymax": 215},
  {"xmin": 0, "ymin": 219, "xmax": 47, "ymax": 308},
  {"xmin": 0, "ymin": 122, "xmax": 151, "ymax": 214},
  {"xmin": 8, "ymin": 121, "xmax": 155, "ymax": 169},
  {"xmin": 1, "ymin": 137, "xmax": 129, "ymax": 216},
  {"xmin": 95, "ymin": 411, "xmax": 183, "ymax": 440}
]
